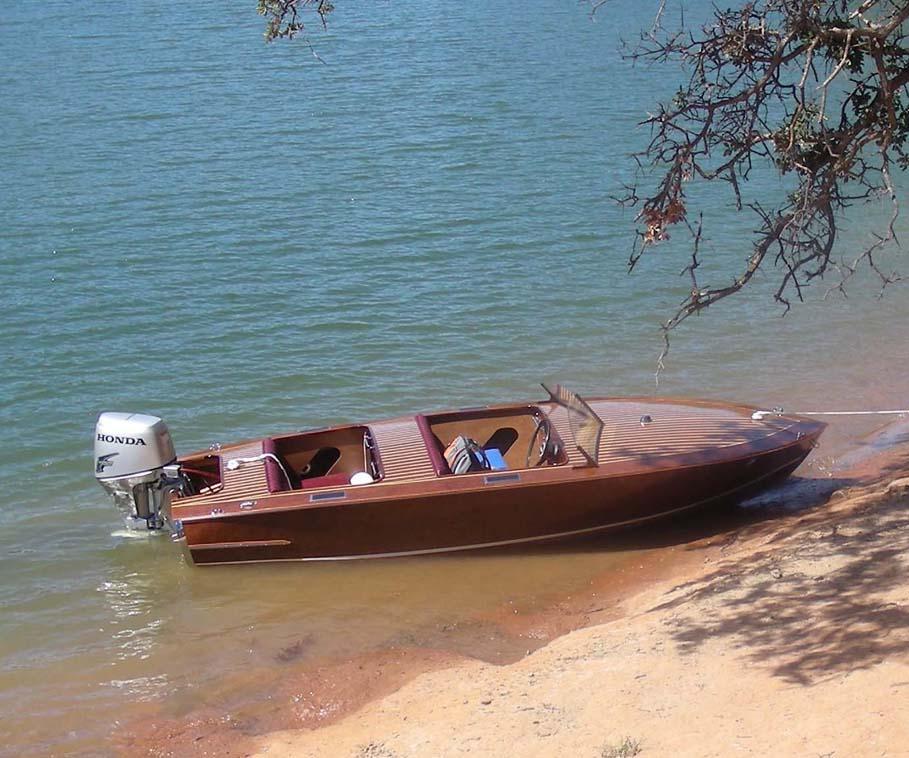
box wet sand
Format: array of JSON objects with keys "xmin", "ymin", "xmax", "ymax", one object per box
[{"xmin": 116, "ymin": 420, "xmax": 909, "ymax": 757}]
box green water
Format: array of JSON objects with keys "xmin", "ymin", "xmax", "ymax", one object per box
[{"xmin": 1, "ymin": 0, "xmax": 907, "ymax": 754}]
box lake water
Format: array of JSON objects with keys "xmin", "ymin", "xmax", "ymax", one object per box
[{"xmin": 2, "ymin": 1, "xmax": 907, "ymax": 754}]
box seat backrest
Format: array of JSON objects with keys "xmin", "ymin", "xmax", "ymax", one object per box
[
  {"xmin": 415, "ymin": 414, "xmax": 450, "ymax": 475},
  {"xmin": 262, "ymin": 438, "xmax": 299, "ymax": 492}
]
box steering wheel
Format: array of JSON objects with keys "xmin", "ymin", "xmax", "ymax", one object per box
[{"xmin": 525, "ymin": 415, "xmax": 552, "ymax": 468}]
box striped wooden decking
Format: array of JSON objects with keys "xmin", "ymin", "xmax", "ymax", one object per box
[
  {"xmin": 587, "ymin": 400, "xmax": 795, "ymax": 465},
  {"xmin": 370, "ymin": 419, "xmax": 437, "ymax": 483},
  {"xmin": 173, "ymin": 440, "xmax": 265, "ymax": 509}
]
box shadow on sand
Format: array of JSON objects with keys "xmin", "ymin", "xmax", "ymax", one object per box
[{"xmin": 650, "ymin": 482, "xmax": 909, "ymax": 686}]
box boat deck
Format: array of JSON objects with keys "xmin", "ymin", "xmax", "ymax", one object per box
[
  {"xmin": 175, "ymin": 397, "xmax": 801, "ymax": 511},
  {"xmin": 587, "ymin": 398, "xmax": 798, "ymax": 464}
]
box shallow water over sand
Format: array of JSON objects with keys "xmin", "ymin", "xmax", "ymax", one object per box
[{"xmin": 2, "ymin": 0, "xmax": 908, "ymax": 754}]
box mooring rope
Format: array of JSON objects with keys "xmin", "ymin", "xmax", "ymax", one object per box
[{"xmin": 752, "ymin": 408, "xmax": 909, "ymax": 420}]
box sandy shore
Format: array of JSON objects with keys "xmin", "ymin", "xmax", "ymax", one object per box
[
  {"xmin": 243, "ymin": 459, "xmax": 909, "ymax": 757},
  {"xmin": 122, "ymin": 437, "xmax": 909, "ymax": 758}
]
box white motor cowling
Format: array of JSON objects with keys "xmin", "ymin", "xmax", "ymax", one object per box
[{"xmin": 94, "ymin": 412, "xmax": 181, "ymax": 531}]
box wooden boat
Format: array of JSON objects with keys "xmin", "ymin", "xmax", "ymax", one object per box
[{"xmin": 93, "ymin": 385, "xmax": 825, "ymax": 565}]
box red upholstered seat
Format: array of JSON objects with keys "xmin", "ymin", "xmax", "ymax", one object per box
[
  {"xmin": 298, "ymin": 473, "xmax": 350, "ymax": 490},
  {"xmin": 262, "ymin": 439, "xmax": 350, "ymax": 492}
]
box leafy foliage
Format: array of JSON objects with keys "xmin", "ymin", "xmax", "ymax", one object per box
[
  {"xmin": 609, "ymin": 0, "xmax": 909, "ymax": 341},
  {"xmin": 257, "ymin": 0, "xmax": 333, "ymax": 43}
]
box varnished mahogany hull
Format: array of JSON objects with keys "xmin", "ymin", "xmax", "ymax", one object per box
[{"xmin": 179, "ymin": 429, "xmax": 821, "ymax": 565}]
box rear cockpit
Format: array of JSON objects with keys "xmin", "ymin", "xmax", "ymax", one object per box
[{"xmin": 263, "ymin": 425, "xmax": 382, "ymax": 492}]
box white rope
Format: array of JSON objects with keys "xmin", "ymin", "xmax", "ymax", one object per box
[
  {"xmin": 794, "ymin": 409, "xmax": 909, "ymax": 416},
  {"xmin": 752, "ymin": 408, "xmax": 909, "ymax": 420},
  {"xmin": 225, "ymin": 453, "xmax": 294, "ymax": 489}
]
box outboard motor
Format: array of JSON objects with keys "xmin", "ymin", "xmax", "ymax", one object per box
[{"xmin": 94, "ymin": 412, "xmax": 183, "ymax": 531}]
